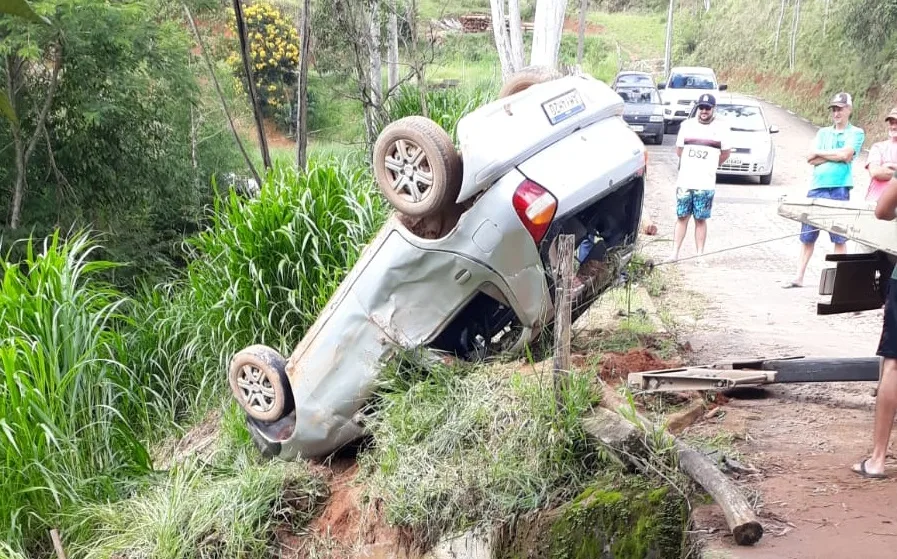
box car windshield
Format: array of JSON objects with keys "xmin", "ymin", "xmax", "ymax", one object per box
[
  {"xmin": 668, "ymin": 73, "xmax": 716, "ymax": 90},
  {"xmin": 715, "ymin": 104, "xmax": 767, "ymax": 132},
  {"xmin": 616, "ymin": 74, "xmax": 653, "ymax": 86},
  {"xmin": 616, "ymin": 87, "xmax": 661, "ymax": 104}
]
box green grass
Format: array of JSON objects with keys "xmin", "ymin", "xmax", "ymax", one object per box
[
  {"xmin": 0, "ymin": 232, "xmax": 148, "ymax": 549},
  {"xmin": 357, "ymin": 352, "xmax": 602, "ymax": 546},
  {"xmin": 68, "ymin": 449, "xmax": 325, "ymax": 559},
  {"xmin": 587, "ymin": 11, "xmax": 666, "ymax": 63}
]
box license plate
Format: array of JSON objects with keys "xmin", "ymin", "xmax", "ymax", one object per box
[
  {"xmin": 542, "ymin": 89, "xmax": 585, "ymax": 125},
  {"xmin": 629, "ymin": 125, "xmax": 644, "ymax": 132},
  {"xmin": 728, "ymin": 158, "xmax": 742, "ymax": 165}
]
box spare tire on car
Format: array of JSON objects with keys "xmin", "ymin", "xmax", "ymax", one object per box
[
  {"xmin": 498, "ymin": 65, "xmax": 563, "ymax": 98},
  {"xmin": 373, "ymin": 115, "xmax": 462, "ymax": 218}
]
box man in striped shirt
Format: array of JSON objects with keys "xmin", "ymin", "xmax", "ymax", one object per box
[{"xmin": 668, "ymin": 93, "xmax": 731, "ymax": 263}]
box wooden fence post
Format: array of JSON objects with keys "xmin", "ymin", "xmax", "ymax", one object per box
[{"xmin": 553, "ymin": 234, "xmax": 575, "ymax": 412}]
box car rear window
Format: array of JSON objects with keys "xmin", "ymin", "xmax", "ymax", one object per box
[
  {"xmin": 617, "ymin": 74, "xmax": 653, "ymax": 86},
  {"xmin": 617, "ymin": 87, "xmax": 661, "ymax": 104}
]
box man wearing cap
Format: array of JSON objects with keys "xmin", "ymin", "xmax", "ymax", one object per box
[
  {"xmin": 785, "ymin": 92, "xmax": 865, "ymax": 288},
  {"xmin": 668, "ymin": 93, "xmax": 731, "ymax": 263}
]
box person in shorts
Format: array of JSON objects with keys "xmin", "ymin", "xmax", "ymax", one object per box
[
  {"xmin": 784, "ymin": 92, "xmax": 865, "ymax": 287},
  {"xmin": 668, "ymin": 93, "xmax": 731, "ymax": 263},
  {"xmin": 852, "ymin": 170, "xmax": 897, "ymax": 478}
]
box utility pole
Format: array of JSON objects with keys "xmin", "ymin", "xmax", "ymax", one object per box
[{"xmin": 663, "ymin": 0, "xmax": 674, "ymax": 80}]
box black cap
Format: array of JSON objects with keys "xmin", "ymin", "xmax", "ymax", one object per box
[{"xmin": 696, "ymin": 93, "xmax": 716, "ymax": 108}]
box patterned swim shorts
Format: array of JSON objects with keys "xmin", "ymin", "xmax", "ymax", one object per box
[{"xmin": 676, "ymin": 188, "xmax": 715, "ymax": 220}]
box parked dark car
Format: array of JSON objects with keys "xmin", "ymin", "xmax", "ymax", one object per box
[
  {"xmin": 614, "ymin": 84, "xmax": 665, "ymax": 145},
  {"xmin": 611, "ymin": 70, "xmax": 655, "ymax": 89}
]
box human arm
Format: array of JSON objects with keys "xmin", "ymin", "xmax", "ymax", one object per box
[
  {"xmin": 874, "ymin": 172, "xmax": 897, "ymax": 220},
  {"xmin": 866, "ymin": 144, "xmax": 896, "ymax": 180},
  {"xmin": 810, "ymin": 128, "xmax": 866, "ymax": 163},
  {"xmin": 806, "ymin": 132, "xmax": 826, "ymax": 165}
]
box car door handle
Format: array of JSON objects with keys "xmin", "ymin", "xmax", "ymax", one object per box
[{"xmin": 455, "ymin": 269, "xmax": 471, "ymax": 284}]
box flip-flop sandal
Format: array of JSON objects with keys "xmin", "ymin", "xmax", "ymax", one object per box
[{"xmin": 852, "ymin": 458, "xmax": 888, "ymax": 479}]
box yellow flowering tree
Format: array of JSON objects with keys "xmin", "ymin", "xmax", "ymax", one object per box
[{"xmin": 228, "ymin": 2, "xmax": 301, "ymax": 129}]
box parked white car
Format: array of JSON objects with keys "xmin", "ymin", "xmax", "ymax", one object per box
[
  {"xmin": 657, "ymin": 66, "xmax": 726, "ymax": 132},
  {"xmin": 687, "ymin": 95, "xmax": 779, "ymax": 184},
  {"xmin": 227, "ymin": 69, "xmax": 649, "ymax": 460}
]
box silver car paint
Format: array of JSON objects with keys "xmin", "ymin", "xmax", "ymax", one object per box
[
  {"xmin": 454, "ymin": 74, "xmax": 625, "ymax": 204},
  {"xmin": 246, "ymin": 78, "xmax": 646, "ymax": 461}
]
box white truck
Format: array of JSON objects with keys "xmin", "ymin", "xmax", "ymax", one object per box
[{"xmin": 657, "ymin": 66, "xmax": 727, "ymax": 133}]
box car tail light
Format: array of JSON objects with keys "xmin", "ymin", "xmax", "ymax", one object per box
[{"xmin": 512, "ymin": 179, "xmax": 557, "ymax": 243}]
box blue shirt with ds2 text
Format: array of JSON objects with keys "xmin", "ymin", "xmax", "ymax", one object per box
[{"xmin": 812, "ymin": 123, "xmax": 865, "ymax": 189}]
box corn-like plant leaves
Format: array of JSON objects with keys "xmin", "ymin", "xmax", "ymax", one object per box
[{"xmin": 0, "ymin": 0, "xmax": 49, "ymax": 24}]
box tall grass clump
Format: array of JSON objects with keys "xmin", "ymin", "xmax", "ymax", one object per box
[
  {"xmin": 0, "ymin": 232, "xmax": 149, "ymax": 549},
  {"xmin": 128, "ymin": 156, "xmax": 388, "ymax": 429},
  {"xmin": 70, "ymin": 450, "xmax": 325, "ymax": 559},
  {"xmin": 385, "ymin": 84, "xmax": 495, "ymax": 142},
  {"xmin": 357, "ymin": 355, "xmax": 600, "ymax": 545}
]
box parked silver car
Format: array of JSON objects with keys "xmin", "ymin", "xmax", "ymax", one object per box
[
  {"xmin": 228, "ymin": 70, "xmax": 648, "ymax": 460},
  {"xmin": 615, "ymin": 84, "xmax": 665, "ymax": 145},
  {"xmin": 687, "ymin": 95, "xmax": 778, "ymax": 184}
]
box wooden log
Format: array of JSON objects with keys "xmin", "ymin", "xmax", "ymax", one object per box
[
  {"xmin": 591, "ymin": 387, "xmax": 763, "ymax": 546},
  {"xmin": 553, "ymin": 234, "xmax": 575, "ymax": 411},
  {"xmin": 674, "ymin": 440, "xmax": 763, "ymax": 545},
  {"xmin": 582, "ymin": 407, "xmax": 648, "ymax": 472},
  {"xmin": 50, "ymin": 529, "xmax": 67, "ymax": 559}
]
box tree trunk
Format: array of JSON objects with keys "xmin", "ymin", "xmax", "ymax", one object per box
[
  {"xmin": 387, "ymin": 0, "xmax": 399, "ymax": 90},
  {"xmin": 184, "ymin": 4, "xmax": 262, "ymax": 187},
  {"xmin": 552, "ymin": 234, "xmax": 574, "ymax": 412},
  {"xmin": 296, "ymin": 0, "xmax": 311, "ymax": 170},
  {"xmin": 789, "ymin": 0, "xmax": 800, "ymax": 71},
  {"xmin": 490, "ymin": 0, "xmax": 514, "ymax": 80},
  {"xmin": 530, "ymin": 0, "xmax": 569, "ymax": 69},
  {"xmin": 408, "ymin": 0, "xmax": 428, "ymax": 119},
  {"xmin": 369, "ymin": 0, "xmax": 382, "ymax": 110},
  {"xmin": 663, "ymin": 0, "xmax": 674, "ymax": 78},
  {"xmin": 232, "ymin": 0, "xmax": 272, "ymax": 172},
  {"xmin": 576, "ymin": 0, "xmax": 587, "ymax": 65},
  {"xmin": 508, "ymin": 0, "xmax": 525, "ymax": 71},
  {"xmin": 774, "ymin": 0, "xmax": 786, "ymax": 54}
]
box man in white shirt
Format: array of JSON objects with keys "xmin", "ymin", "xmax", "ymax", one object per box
[{"xmin": 668, "ymin": 93, "xmax": 731, "ymax": 263}]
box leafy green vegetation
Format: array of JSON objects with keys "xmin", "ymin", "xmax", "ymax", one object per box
[
  {"xmin": 357, "ymin": 353, "xmax": 601, "ymax": 546},
  {"xmin": 675, "ymin": 0, "xmax": 897, "ymax": 135}
]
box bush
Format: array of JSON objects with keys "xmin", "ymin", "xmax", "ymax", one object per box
[
  {"xmin": 127, "ymin": 157, "xmax": 389, "ymax": 429},
  {"xmin": 357, "ymin": 354, "xmax": 600, "ymax": 545},
  {"xmin": 0, "ymin": 232, "xmax": 148, "ymax": 549},
  {"xmin": 228, "ymin": 2, "xmax": 301, "ymax": 130},
  {"xmin": 384, "ymin": 84, "xmax": 494, "ymax": 142}
]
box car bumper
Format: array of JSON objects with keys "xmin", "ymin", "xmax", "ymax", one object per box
[
  {"xmin": 623, "ymin": 121, "xmax": 664, "ymax": 137},
  {"xmin": 717, "ymin": 155, "xmax": 774, "ymax": 176}
]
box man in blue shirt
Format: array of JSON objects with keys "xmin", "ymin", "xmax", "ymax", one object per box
[{"xmin": 785, "ymin": 92, "xmax": 866, "ymax": 288}]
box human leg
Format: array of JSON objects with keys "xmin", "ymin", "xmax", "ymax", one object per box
[
  {"xmin": 691, "ymin": 190, "xmax": 714, "ymax": 257},
  {"xmin": 670, "ymin": 189, "xmax": 694, "ymax": 262},
  {"xmin": 854, "ymin": 279, "xmax": 897, "ymax": 477}
]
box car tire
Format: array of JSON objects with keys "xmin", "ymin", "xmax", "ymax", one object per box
[
  {"xmin": 229, "ymin": 344, "xmax": 293, "ymax": 423},
  {"xmin": 653, "ymin": 132, "xmax": 664, "ymax": 145},
  {"xmin": 498, "ymin": 65, "xmax": 563, "ymax": 98},
  {"xmin": 373, "ymin": 116, "xmax": 462, "ymax": 218},
  {"xmin": 759, "ymin": 170, "xmax": 773, "ymax": 185}
]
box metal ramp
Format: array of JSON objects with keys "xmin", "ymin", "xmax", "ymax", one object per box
[{"xmin": 628, "ymin": 356, "xmax": 881, "ymax": 392}]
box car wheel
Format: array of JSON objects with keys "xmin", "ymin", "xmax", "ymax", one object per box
[
  {"xmin": 498, "ymin": 65, "xmax": 563, "ymax": 98},
  {"xmin": 653, "ymin": 132, "xmax": 664, "ymax": 145},
  {"xmin": 229, "ymin": 344, "xmax": 293, "ymax": 423},
  {"xmin": 759, "ymin": 169, "xmax": 773, "ymax": 185},
  {"xmin": 373, "ymin": 116, "xmax": 462, "ymax": 218}
]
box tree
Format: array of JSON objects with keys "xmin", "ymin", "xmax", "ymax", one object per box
[
  {"xmin": 296, "ymin": 0, "xmax": 311, "ymax": 169},
  {"xmin": 387, "ymin": 0, "xmax": 399, "ymax": 90},
  {"xmin": 489, "ymin": 0, "xmax": 525, "ymax": 79},
  {"xmin": 530, "ymin": 0, "xmax": 569, "ymax": 68}
]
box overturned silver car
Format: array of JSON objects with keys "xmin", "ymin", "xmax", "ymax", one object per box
[{"xmin": 228, "ymin": 69, "xmax": 648, "ymax": 460}]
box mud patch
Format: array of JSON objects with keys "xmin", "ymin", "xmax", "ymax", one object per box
[
  {"xmin": 284, "ymin": 459, "xmax": 417, "ymax": 559},
  {"xmin": 599, "ymin": 348, "xmax": 676, "ymax": 382},
  {"xmin": 562, "ymin": 17, "xmax": 605, "ymax": 35}
]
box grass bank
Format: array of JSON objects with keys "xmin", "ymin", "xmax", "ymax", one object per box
[{"xmin": 675, "ymin": 0, "xmax": 897, "ymax": 139}]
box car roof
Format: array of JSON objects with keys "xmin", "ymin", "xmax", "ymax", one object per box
[
  {"xmin": 714, "ymin": 94, "xmax": 762, "ymax": 107},
  {"xmin": 616, "ymin": 70, "xmax": 652, "ymax": 76}
]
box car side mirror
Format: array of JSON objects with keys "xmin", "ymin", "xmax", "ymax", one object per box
[
  {"xmin": 657, "ymin": 83, "xmax": 666, "ymax": 90},
  {"xmin": 769, "ymin": 125, "xmax": 779, "ymax": 134},
  {"xmin": 718, "ymin": 84, "xmax": 728, "ymax": 91}
]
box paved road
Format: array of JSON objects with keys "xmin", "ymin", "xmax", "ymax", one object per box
[{"xmin": 639, "ymin": 99, "xmax": 897, "ymax": 559}]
